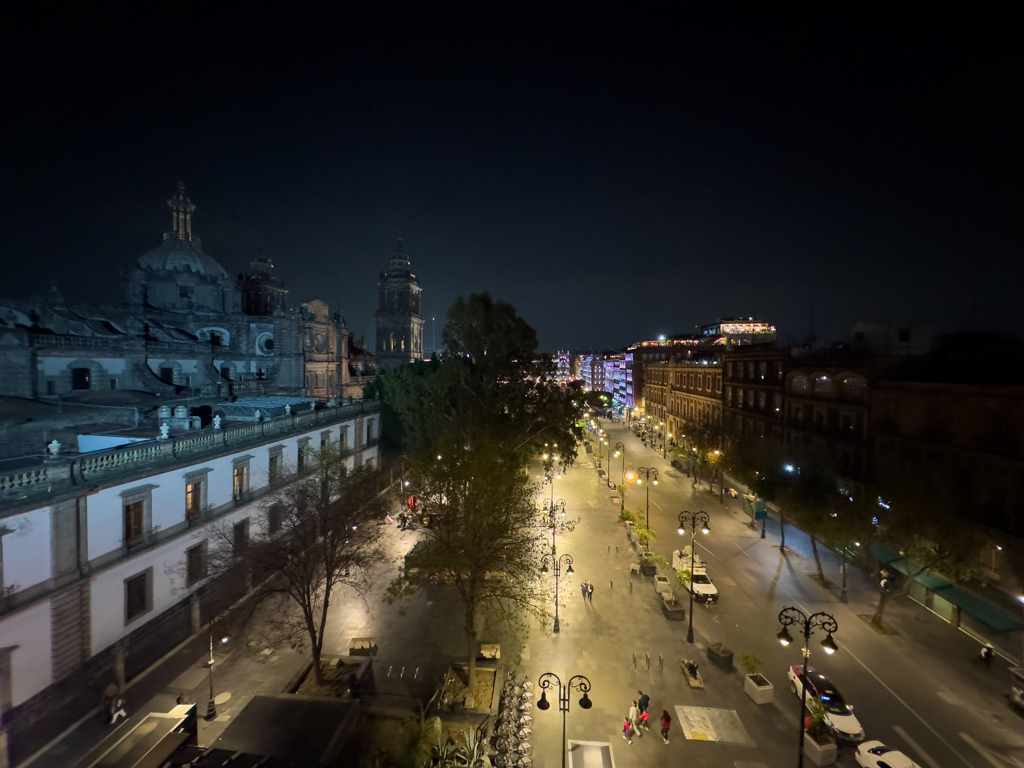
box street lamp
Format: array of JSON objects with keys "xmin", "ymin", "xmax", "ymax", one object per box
[
  {"xmin": 777, "ymin": 607, "xmax": 840, "ymax": 768},
  {"xmin": 613, "ymin": 442, "xmax": 625, "ymax": 509},
  {"xmin": 635, "ymin": 466, "xmax": 659, "ymax": 526},
  {"xmin": 543, "ymin": 498, "xmax": 566, "ymax": 556},
  {"xmin": 536, "ymin": 672, "xmax": 592, "ymax": 768},
  {"xmin": 202, "ymin": 628, "xmax": 230, "ymax": 720},
  {"xmin": 676, "ymin": 510, "xmax": 711, "ymax": 643},
  {"xmin": 540, "ymin": 553, "xmax": 574, "ymax": 633}
]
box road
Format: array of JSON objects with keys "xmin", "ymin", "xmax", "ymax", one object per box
[{"xmin": 517, "ymin": 418, "xmax": 1024, "ymax": 768}]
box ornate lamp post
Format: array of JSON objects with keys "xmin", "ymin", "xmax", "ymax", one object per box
[
  {"xmin": 613, "ymin": 442, "xmax": 625, "ymax": 509},
  {"xmin": 777, "ymin": 607, "xmax": 840, "ymax": 768},
  {"xmin": 635, "ymin": 466, "xmax": 659, "ymax": 526},
  {"xmin": 202, "ymin": 628, "xmax": 229, "ymax": 720},
  {"xmin": 676, "ymin": 510, "xmax": 710, "ymax": 643},
  {"xmin": 543, "ymin": 498, "xmax": 566, "ymax": 556},
  {"xmin": 541, "ymin": 553, "xmax": 574, "ymax": 633},
  {"xmin": 536, "ymin": 672, "xmax": 593, "ymax": 768}
]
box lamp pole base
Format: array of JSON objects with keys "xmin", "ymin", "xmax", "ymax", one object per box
[
  {"xmin": 553, "ymin": 616, "xmax": 561, "ymax": 633},
  {"xmin": 205, "ymin": 698, "xmax": 218, "ymax": 721}
]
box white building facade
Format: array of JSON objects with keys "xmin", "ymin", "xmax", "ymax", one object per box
[{"xmin": 0, "ymin": 400, "xmax": 380, "ymax": 762}]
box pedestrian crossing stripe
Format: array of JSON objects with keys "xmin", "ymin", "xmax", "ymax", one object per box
[{"xmin": 674, "ymin": 706, "xmax": 756, "ymax": 747}]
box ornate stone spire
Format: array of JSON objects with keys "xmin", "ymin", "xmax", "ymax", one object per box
[
  {"xmin": 390, "ymin": 238, "xmax": 410, "ymax": 269},
  {"xmin": 167, "ymin": 181, "xmax": 196, "ymax": 241}
]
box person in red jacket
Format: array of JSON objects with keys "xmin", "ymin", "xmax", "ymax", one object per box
[{"xmin": 660, "ymin": 710, "xmax": 672, "ymax": 743}]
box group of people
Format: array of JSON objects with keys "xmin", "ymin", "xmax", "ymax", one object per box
[
  {"xmin": 579, "ymin": 581, "xmax": 594, "ymax": 602},
  {"xmin": 622, "ymin": 690, "xmax": 672, "ymax": 745}
]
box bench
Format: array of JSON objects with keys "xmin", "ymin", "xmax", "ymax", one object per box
[
  {"xmin": 479, "ymin": 643, "xmax": 501, "ymax": 659},
  {"xmin": 349, "ymin": 637, "xmax": 378, "ymax": 656}
]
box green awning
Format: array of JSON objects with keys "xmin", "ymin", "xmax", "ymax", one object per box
[
  {"xmin": 934, "ymin": 586, "xmax": 1024, "ymax": 632},
  {"xmin": 870, "ymin": 543, "xmax": 1024, "ymax": 632}
]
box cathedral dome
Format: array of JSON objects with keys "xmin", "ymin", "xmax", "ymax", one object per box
[
  {"xmin": 136, "ymin": 183, "xmax": 228, "ymax": 278},
  {"xmin": 138, "ymin": 238, "xmax": 228, "ymax": 278}
]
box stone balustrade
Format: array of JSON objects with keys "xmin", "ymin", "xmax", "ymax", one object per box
[{"xmin": 0, "ymin": 400, "xmax": 379, "ymax": 507}]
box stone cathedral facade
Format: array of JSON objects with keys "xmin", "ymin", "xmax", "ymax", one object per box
[
  {"xmin": 0, "ymin": 184, "xmax": 375, "ymax": 412},
  {"xmin": 375, "ymin": 240, "xmax": 425, "ymax": 371}
]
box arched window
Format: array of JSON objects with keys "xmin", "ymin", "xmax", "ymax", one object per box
[
  {"xmin": 790, "ymin": 374, "xmax": 808, "ymax": 394},
  {"xmin": 814, "ymin": 375, "xmax": 835, "ymax": 397}
]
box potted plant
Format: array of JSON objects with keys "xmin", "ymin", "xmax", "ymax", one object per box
[
  {"xmin": 633, "ymin": 524, "xmax": 657, "ymax": 575},
  {"xmin": 803, "ymin": 698, "xmax": 837, "ymax": 767},
  {"xmin": 706, "ymin": 642, "xmax": 733, "ymax": 668},
  {"xmin": 620, "ymin": 508, "xmax": 636, "ymax": 527},
  {"xmin": 739, "ymin": 653, "xmax": 773, "ymax": 704}
]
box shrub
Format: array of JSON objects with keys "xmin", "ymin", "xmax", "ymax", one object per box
[
  {"xmin": 739, "ymin": 653, "xmax": 762, "ymax": 677},
  {"xmin": 619, "ymin": 509, "xmax": 636, "ymax": 523}
]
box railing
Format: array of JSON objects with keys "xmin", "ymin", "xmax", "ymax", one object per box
[{"xmin": 0, "ymin": 400, "xmax": 380, "ymax": 502}]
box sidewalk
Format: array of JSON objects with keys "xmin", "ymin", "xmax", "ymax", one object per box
[
  {"xmin": 22, "ymin": 513, "xmax": 433, "ymax": 768},
  {"xmin": 24, "ymin": 620, "xmax": 309, "ymax": 768}
]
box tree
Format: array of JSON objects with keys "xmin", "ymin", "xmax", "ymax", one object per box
[
  {"xmin": 727, "ymin": 437, "xmax": 789, "ymax": 551},
  {"xmin": 204, "ymin": 443, "xmax": 388, "ymax": 685},
  {"xmin": 380, "ymin": 293, "xmax": 583, "ymax": 469},
  {"xmin": 386, "ymin": 446, "xmax": 547, "ymax": 695},
  {"xmin": 869, "ymin": 457, "xmax": 986, "ymax": 626}
]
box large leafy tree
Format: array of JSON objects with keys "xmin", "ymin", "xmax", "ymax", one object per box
[
  {"xmin": 379, "ymin": 293, "xmax": 583, "ymax": 470},
  {"xmin": 379, "ymin": 294, "xmax": 581, "ymax": 695},
  {"xmin": 386, "ymin": 446, "xmax": 547, "ymax": 693}
]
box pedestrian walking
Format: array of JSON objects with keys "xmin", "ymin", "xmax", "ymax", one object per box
[
  {"xmin": 581, "ymin": 581, "xmax": 588, "ymax": 601},
  {"xmin": 587, "ymin": 582, "xmax": 594, "ymax": 603},
  {"xmin": 622, "ymin": 716, "xmax": 633, "ymax": 744},
  {"xmin": 638, "ymin": 691, "xmax": 650, "ymax": 730},
  {"xmin": 628, "ymin": 701, "xmax": 642, "ymax": 738},
  {"xmin": 660, "ymin": 710, "xmax": 672, "ymax": 744}
]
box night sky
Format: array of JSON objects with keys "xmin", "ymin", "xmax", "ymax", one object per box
[{"xmin": 2, "ymin": 6, "xmax": 1021, "ymax": 352}]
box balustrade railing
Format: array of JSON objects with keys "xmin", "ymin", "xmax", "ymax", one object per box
[{"xmin": 0, "ymin": 401, "xmax": 379, "ymax": 501}]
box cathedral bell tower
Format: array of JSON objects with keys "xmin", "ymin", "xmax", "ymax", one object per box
[{"xmin": 375, "ymin": 240, "xmax": 424, "ymax": 371}]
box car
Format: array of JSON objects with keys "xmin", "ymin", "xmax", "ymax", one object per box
[
  {"xmin": 687, "ymin": 567, "xmax": 719, "ymax": 603},
  {"xmin": 787, "ymin": 666, "xmax": 865, "ymax": 742},
  {"xmin": 855, "ymin": 741, "xmax": 921, "ymax": 768}
]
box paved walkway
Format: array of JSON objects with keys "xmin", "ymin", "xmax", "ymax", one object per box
[{"xmin": 516, "ymin": 420, "xmax": 1024, "ymax": 768}]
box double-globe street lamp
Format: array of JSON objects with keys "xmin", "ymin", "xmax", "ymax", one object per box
[
  {"xmin": 536, "ymin": 672, "xmax": 593, "ymax": 768},
  {"xmin": 676, "ymin": 510, "xmax": 711, "ymax": 643},
  {"xmin": 633, "ymin": 466, "xmax": 659, "ymax": 526},
  {"xmin": 777, "ymin": 607, "xmax": 840, "ymax": 768},
  {"xmin": 540, "ymin": 553, "xmax": 574, "ymax": 634},
  {"xmin": 613, "ymin": 442, "xmax": 625, "ymax": 502},
  {"xmin": 543, "ymin": 498, "xmax": 566, "ymax": 556}
]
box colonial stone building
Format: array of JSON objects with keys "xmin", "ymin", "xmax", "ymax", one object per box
[
  {"xmin": 0, "ymin": 185, "xmax": 374, "ymax": 436},
  {"xmin": 375, "ymin": 241, "xmax": 424, "ymax": 371}
]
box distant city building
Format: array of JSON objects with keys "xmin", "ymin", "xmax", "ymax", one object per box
[
  {"xmin": 851, "ymin": 320, "xmax": 934, "ymax": 355},
  {"xmin": 375, "ymin": 240, "xmax": 424, "ymax": 371},
  {"xmin": 700, "ymin": 318, "xmax": 777, "ymax": 345},
  {"xmin": 555, "ymin": 350, "xmax": 572, "ymax": 384},
  {"xmin": 643, "ymin": 347, "xmax": 724, "ymax": 451}
]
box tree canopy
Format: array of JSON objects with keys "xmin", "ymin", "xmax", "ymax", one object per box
[{"xmin": 379, "ymin": 293, "xmax": 583, "ymax": 469}]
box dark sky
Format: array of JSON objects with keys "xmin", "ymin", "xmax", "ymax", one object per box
[{"xmin": 2, "ymin": 5, "xmax": 1021, "ymax": 352}]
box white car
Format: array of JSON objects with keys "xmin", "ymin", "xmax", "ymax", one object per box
[
  {"xmin": 855, "ymin": 741, "xmax": 921, "ymax": 768},
  {"xmin": 787, "ymin": 666, "xmax": 865, "ymax": 742},
  {"xmin": 687, "ymin": 567, "xmax": 719, "ymax": 604}
]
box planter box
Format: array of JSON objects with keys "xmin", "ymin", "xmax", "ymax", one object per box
[
  {"xmin": 661, "ymin": 596, "xmax": 686, "ymax": 621},
  {"xmin": 706, "ymin": 643, "xmax": 733, "ymax": 669},
  {"xmin": 640, "ymin": 562, "xmax": 656, "ymax": 577},
  {"xmin": 654, "ymin": 575, "xmax": 671, "ymax": 595},
  {"xmin": 743, "ymin": 674, "xmax": 774, "ymax": 704},
  {"xmin": 624, "ymin": 520, "xmax": 635, "ymax": 531},
  {"xmin": 803, "ymin": 733, "xmax": 838, "ymax": 767}
]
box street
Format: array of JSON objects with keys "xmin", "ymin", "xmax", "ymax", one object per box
[{"xmin": 514, "ymin": 419, "xmax": 1024, "ymax": 768}]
